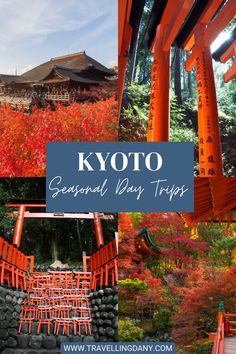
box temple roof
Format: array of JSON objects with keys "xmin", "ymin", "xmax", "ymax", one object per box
[
  {"xmin": 0, "ymin": 74, "xmax": 23, "ymax": 85},
  {"xmin": 135, "ymin": 228, "xmax": 161, "ymax": 257},
  {"xmin": 21, "ymin": 51, "xmax": 113, "ymax": 82},
  {"xmin": 0, "ymin": 52, "xmax": 113, "ymax": 86},
  {"xmin": 37, "ymin": 65, "xmax": 100, "ymax": 85}
]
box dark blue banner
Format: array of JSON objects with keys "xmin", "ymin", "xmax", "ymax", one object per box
[{"xmin": 46, "ymin": 142, "xmax": 194, "ymax": 212}]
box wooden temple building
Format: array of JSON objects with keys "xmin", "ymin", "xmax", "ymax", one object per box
[{"xmin": 0, "ymin": 51, "xmax": 114, "ymax": 107}]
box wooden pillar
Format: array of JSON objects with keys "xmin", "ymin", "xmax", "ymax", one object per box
[
  {"xmin": 13, "ymin": 205, "xmax": 25, "ymax": 248},
  {"xmin": 195, "ymin": 24, "xmax": 223, "ymax": 177},
  {"xmin": 147, "ymin": 25, "xmax": 171, "ymax": 142},
  {"xmin": 82, "ymin": 251, "xmax": 88, "ymax": 272},
  {"xmin": 93, "ymin": 213, "xmax": 104, "ymax": 248},
  {"xmin": 27, "ymin": 256, "xmax": 34, "ymax": 273}
]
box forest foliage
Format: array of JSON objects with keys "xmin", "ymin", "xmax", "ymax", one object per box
[
  {"xmin": 119, "ymin": 212, "xmax": 236, "ymax": 352},
  {"xmin": 119, "ymin": 1, "xmax": 236, "ymax": 175}
]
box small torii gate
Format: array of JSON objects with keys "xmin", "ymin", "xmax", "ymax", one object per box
[{"xmin": 118, "ymin": 0, "xmax": 236, "ymax": 177}]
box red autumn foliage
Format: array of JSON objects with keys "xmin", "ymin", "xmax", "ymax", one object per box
[
  {"xmin": 119, "ymin": 212, "xmax": 209, "ymax": 277},
  {"xmin": 83, "ymin": 82, "xmax": 117, "ymax": 101},
  {"xmin": 118, "ymin": 213, "xmax": 139, "ymax": 274},
  {"xmin": 0, "ymin": 98, "xmax": 118, "ymax": 176},
  {"xmin": 138, "ymin": 213, "xmax": 209, "ymax": 267},
  {"xmin": 119, "ymin": 268, "xmax": 167, "ymax": 319},
  {"xmin": 135, "ymin": 269, "xmax": 167, "ymax": 308},
  {"xmin": 119, "ymin": 213, "xmax": 135, "ymax": 240},
  {"xmin": 119, "ymin": 212, "xmax": 236, "ymax": 346},
  {"xmin": 171, "ymin": 266, "xmax": 236, "ymax": 345}
]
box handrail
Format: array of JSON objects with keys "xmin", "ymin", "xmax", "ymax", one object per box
[
  {"xmin": 90, "ymin": 238, "xmax": 118, "ymax": 290},
  {"xmin": 212, "ymin": 311, "xmax": 236, "ymax": 354},
  {"xmin": 224, "ymin": 313, "xmax": 236, "ymax": 338},
  {"xmin": 0, "ymin": 96, "xmax": 31, "ymax": 104},
  {"xmin": 90, "ymin": 239, "xmax": 118, "ymax": 271},
  {"xmin": 0, "ymin": 236, "xmax": 34, "ymax": 273},
  {"xmin": 91, "ymin": 254, "xmax": 117, "ymax": 272},
  {"xmin": 213, "ymin": 312, "xmax": 224, "ymax": 354},
  {"xmin": 44, "ymin": 93, "xmax": 70, "ymax": 101}
]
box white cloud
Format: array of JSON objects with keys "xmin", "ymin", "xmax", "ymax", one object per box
[
  {"xmin": 0, "ymin": 0, "xmax": 117, "ymax": 73},
  {"xmin": 0, "ymin": 0, "xmax": 116, "ymax": 45}
]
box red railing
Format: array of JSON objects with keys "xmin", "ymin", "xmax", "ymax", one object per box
[
  {"xmin": 225, "ymin": 313, "xmax": 236, "ymax": 336},
  {"xmin": 212, "ymin": 312, "xmax": 236, "ymax": 354},
  {"xmin": 213, "ymin": 312, "xmax": 224, "ymax": 354},
  {"xmin": 0, "ymin": 236, "xmax": 34, "ymax": 290},
  {"xmin": 90, "ymin": 238, "xmax": 117, "ymax": 271},
  {"xmin": 90, "ymin": 239, "xmax": 118, "ymax": 290}
]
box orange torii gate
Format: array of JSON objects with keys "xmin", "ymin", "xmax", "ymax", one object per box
[
  {"xmin": 118, "ymin": 0, "xmax": 236, "ymax": 177},
  {"xmin": 220, "ymin": 39, "xmax": 236, "ymax": 83},
  {"xmin": 147, "ymin": 0, "xmax": 195, "ymax": 142},
  {"xmin": 9, "ymin": 204, "xmax": 113, "ymax": 249},
  {"xmin": 181, "ymin": 178, "xmax": 236, "ymax": 353},
  {"xmin": 185, "ymin": 0, "xmax": 236, "ymax": 177},
  {"xmin": 6, "ymin": 204, "xmax": 118, "ymax": 289}
]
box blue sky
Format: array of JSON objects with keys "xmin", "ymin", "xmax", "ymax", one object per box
[{"xmin": 0, "ymin": 0, "xmax": 117, "ymax": 75}]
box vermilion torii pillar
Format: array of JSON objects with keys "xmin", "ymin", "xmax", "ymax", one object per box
[
  {"xmin": 147, "ymin": 25, "xmax": 170, "ymax": 142},
  {"xmin": 93, "ymin": 212, "xmax": 104, "ymax": 248},
  {"xmin": 13, "ymin": 204, "xmax": 26, "ymax": 248},
  {"xmin": 185, "ymin": 0, "xmax": 236, "ymax": 177},
  {"xmin": 147, "ymin": 0, "xmax": 194, "ymax": 142},
  {"xmin": 189, "ymin": 24, "xmax": 223, "ymax": 177},
  {"xmin": 118, "ymin": 0, "xmax": 133, "ymax": 117}
]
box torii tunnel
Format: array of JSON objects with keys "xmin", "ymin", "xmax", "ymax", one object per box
[
  {"xmin": 119, "ymin": 0, "xmax": 236, "ymax": 177},
  {"xmin": 0, "ymin": 202, "xmax": 118, "ymax": 291}
]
